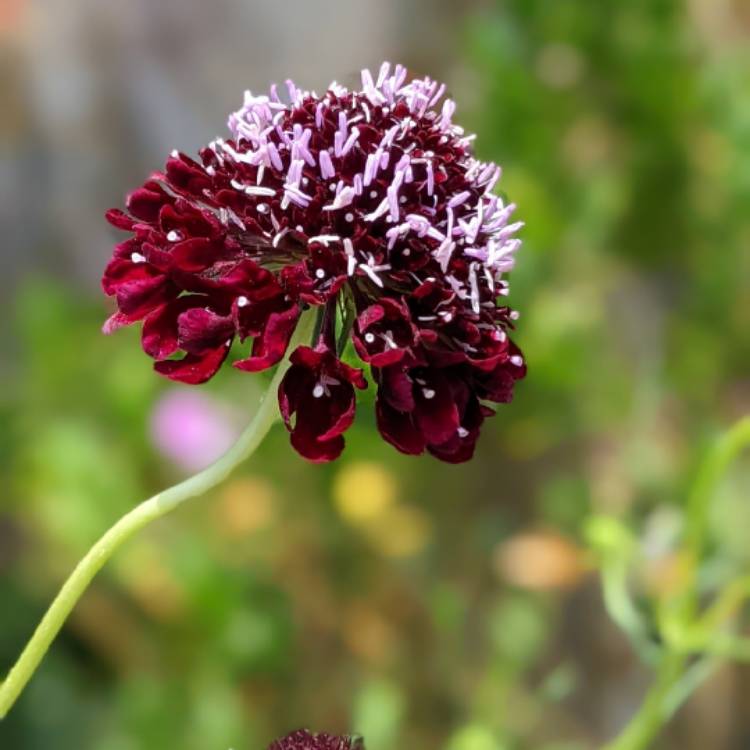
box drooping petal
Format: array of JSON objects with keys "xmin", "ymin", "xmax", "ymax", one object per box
[
  {"xmin": 234, "ymin": 304, "xmax": 301, "ymax": 372},
  {"xmin": 154, "ymin": 344, "xmax": 230, "ymax": 385}
]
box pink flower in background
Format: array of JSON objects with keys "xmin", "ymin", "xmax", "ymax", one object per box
[{"xmin": 149, "ymin": 390, "xmax": 239, "ymax": 471}]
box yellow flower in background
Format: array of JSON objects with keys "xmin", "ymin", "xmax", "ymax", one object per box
[
  {"xmin": 365, "ymin": 505, "xmax": 432, "ymax": 559},
  {"xmin": 216, "ymin": 476, "xmax": 276, "ymax": 536},
  {"xmin": 333, "ymin": 461, "xmax": 398, "ymax": 524},
  {"xmin": 114, "ymin": 539, "xmax": 186, "ymax": 620},
  {"xmin": 333, "ymin": 461, "xmax": 431, "ymax": 557},
  {"xmin": 342, "ymin": 601, "xmax": 396, "ymax": 664},
  {"xmin": 493, "ymin": 530, "xmax": 587, "ymax": 591}
]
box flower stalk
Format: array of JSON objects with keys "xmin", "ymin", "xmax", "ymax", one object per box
[
  {"xmin": 0, "ymin": 309, "xmax": 316, "ymax": 720},
  {"xmin": 600, "ymin": 416, "xmax": 750, "ymax": 750}
]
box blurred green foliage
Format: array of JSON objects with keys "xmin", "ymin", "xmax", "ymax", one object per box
[{"xmin": 1, "ymin": 1, "xmax": 749, "ymax": 748}]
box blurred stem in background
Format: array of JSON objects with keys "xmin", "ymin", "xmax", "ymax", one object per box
[
  {"xmin": 0, "ymin": 310, "xmax": 317, "ymax": 720},
  {"xmin": 594, "ymin": 417, "xmax": 750, "ymax": 750}
]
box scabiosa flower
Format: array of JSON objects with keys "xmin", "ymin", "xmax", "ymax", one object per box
[
  {"xmin": 268, "ymin": 730, "xmax": 364, "ymax": 750},
  {"xmin": 103, "ymin": 63, "xmax": 526, "ymax": 463}
]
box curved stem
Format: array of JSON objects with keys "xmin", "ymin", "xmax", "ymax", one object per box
[
  {"xmin": 601, "ymin": 653, "xmax": 686, "ymax": 750},
  {"xmin": 0, "ymin": 309, "xmax": 315, "ymax": 719},
  {"xmin": 602, "ymin": 416, "xmax": 750, "ymax": 750},
  {"xmin": 684, "ymin": 416, "xmax": 750, "ymax": 566}
]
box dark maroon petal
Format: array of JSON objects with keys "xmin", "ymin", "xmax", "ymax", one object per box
[
  {"xmin": 376, "ymin": 400, "xmax": 425, "ymax": 455},
  {"xmin": 165, "ymin": 154, "xmax": 212, "ymax": 194},
  {"xmin": 475, "ymin": 344, "xmax": 525, "ymax": 403},
  {"xmin": 337, "ymin": 360, "xmax": 368, "ymax": 390},
  {"xmin": 291, "ymin": 430, "xmax": 345, "ymax": 463},
  {"xmin": 177, "ymin": 308, "xmax": 234, "ymax": 354},
  {"xmin": 414, "ymin": 372, "xmax": 460, "ymax": 445},
  {"xmin": 352, "ymin": 298, "xmax": 415, "ymax": 367},
  {"xmin": 154, "ymin": 344, "xmax": 230, "ymax": 384},
  {"xmin": 277, "ymin": 344, "xmax": 362, "ymax": 463},
  {"xmin": 158, "ymin": 202, "xmax": 221, "ymax": 240},
  {"xmin": 290, "ymin": 344, "xmax": 326, "ymax": 370},
  {"xmin": 278, "ymin": 363, "xmax": 311, "ymax": 428},
  {"xmin": 102, "ymin": 311, "xmax": 134, "ymax": 334},
  {"xmin": 170, "ymin": 238, "xmax": 220, "ymax": 272},
  {"xmin": 317, "ymin": 394, "xmax": 356, "ymax": 442},
  {"xmin": 101, "ymin": 256, "xmax": 149, "ymax": 296},
  {"xmin": 115, "ymin": 274, "xmax": 174, "ymax": 320},
  {"xmin": 126, "ymin": 185, "xmax": 169, "ymax": 222},
  {"xmin": 357, "ymin": 303, "xmax": 386, "ymax": 331},
  {"xmin": 234, "ymin": 304, "xmax": 301, "ymax": 372},
  {"xmin": 428, "ymin": 434, "xmax": 478, "ymax": 463},
  {"xmin": 105, "ymin": 208, "xmax": 136, "ymax": 231},
  {"xmin": 376, "ymin": 365, "xmax": 415, "ymax": 412},
  {"xmin": 141, "ymin": 297, "xmax": 207, "ymax": 359},
  {"xmin": 142, "ymin": 304, "xmax": 179, "ymax": 359}
]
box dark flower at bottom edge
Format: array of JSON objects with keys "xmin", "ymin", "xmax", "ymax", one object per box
[{"xmin": 268, "ymin": 729, "xmax": 364, "ymax": 750}]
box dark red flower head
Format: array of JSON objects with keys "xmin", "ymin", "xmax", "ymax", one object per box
[
  {"xmin": 103, "ymin": 63, "xmax": 525, "ymax": 463},
  {"xmin": 268, "ymin": 730, "xmax": 364, "ymax": 750}
]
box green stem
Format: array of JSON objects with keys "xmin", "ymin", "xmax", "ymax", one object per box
[
  {"xmin": 684, "ymin": 417, "xmax": 750, "ymax": 566},
  {"xmin": 0, "ymin": 309, "xmax": 315, "ymax": 719},
  {"xmin": 602, "ymin": 416, "xmax": 750, "ymax": 750},
  {"xmin": 601, "ymin": 653, "xmax": 686, "ymax": 750},
  {"xmin": 677, "ymin": 415, "xmax": 750, "ymax": 625}
]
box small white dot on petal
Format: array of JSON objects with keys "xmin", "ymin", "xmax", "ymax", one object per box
[
  {"xmin": 131, "ymin": 252, "xmax": 146, "ymax": 263},
  {"xmin": 457, "ymin": 427, "xmax": 469, "ymax": 438},
  {"xmin": 422, "ymin": 388, "xmax": 436, "ymax": 400},
  {"xmin": 257, "ymin": 203, "xmax": 269, "ymax": 214},
  {"xmin": 166, "ymin": 230, "xmax": 180, "ymax": 242},
  {"xmin": 315, "ymin": 268, "xmax": 326, "ymax": 279},
  {"xmin": 345, "ymin": 212, "xmax": 355, "ymax": 222},
  {"xmin": 510, "ymin": 355, "xmax": 523, "ymax": 366},
  {"xmin": 312, "ymin": 384, "xmax": 325, "ymax": 398},
  {"xmin": 509, "ymin": 311, "xmax": 520, "ymax": 320},
  {"xmin": 370, "ymin": 190, "xmax": 378, "ymax": 199},
  {"xmin": 237, "ymin": 296, "xmax": 249, "ymax": 307},
  {"xmin": 364, "ymin": 333, "xmax": 376, "ymax": 343}
]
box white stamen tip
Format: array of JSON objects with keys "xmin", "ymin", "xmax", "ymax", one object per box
[
  {"xmin": 364, "ymin": 333, "xmax": 376, "ymax": 343},
  {"xmin": 422, "ymin": 388, "xmax": 436, "ymax": 400},
  {"xmin": 237, "ymin": 296, "xmax": 249, "ymax": 308},
  {"xmin": 131, "ymin": 252, "xmax": 146, "ymax": 264},
  {"xmin": 166, "ymin": 231, "xmax": 180, "ymax": 242},
  {"xmin": 510, "ymin": 355, "xmax": 523, "ymax": 366},
  {"xmin": 312, "ymin": 384, "xmax": 326, "ymax": 398}
]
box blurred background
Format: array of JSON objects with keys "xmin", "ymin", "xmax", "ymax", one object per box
[{"xmin": 1, "ymin": 0, "xmax": 749, "ymax": 748}]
